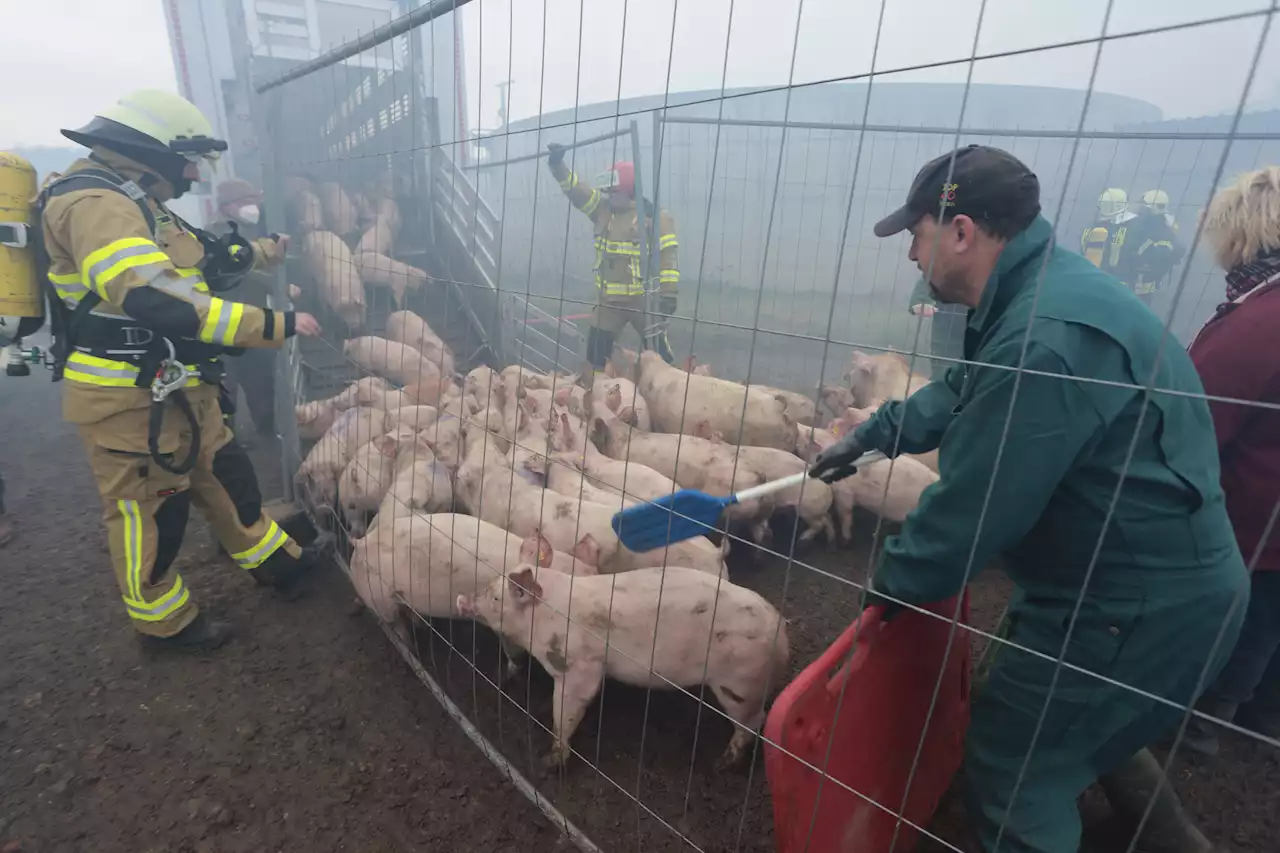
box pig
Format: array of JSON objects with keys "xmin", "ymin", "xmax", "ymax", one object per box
[
  {"xmin": 589, "ymin": 405, "xmax": 771, "ymax": 539},
  {"xmin": 385, "ymin": 310, "xmax": 456, "ymax": 378},
  {"xmin": 544, "ymin": 453, "xmax": 640, "ymax": 513},
  {"xmin": 357, "ymin": 213, "xmax": 397, "ymax": 255},
  {"xmin": 749, "ymin": 385, "xmax": 817, "ymax": 427},
  {"xmin": 370, "ymin": 444, "xmax": 455, "ymax": 528},
  {"xmin": 288, "ymin": 189, "xmax": 324, "ymax": 233},
  {"xmin": 797, "ymin": 427, "xmax": 938, "ymax": 543},
  {"xmin": 354, "ymin": 252, "xmax": 429, "ymax": 307},
  {"xmin": 351, "ymin": 516, "xmax": 592, "ymax": 634},
  {"xmin": 549, "ymin": 446, "xmax": 678, "ymax": 505},
  {"xmin": 295, "ymin": 406, "xmax": 386, "ymax": 509},
  {"xmin": 818, "ymin": 383, "xmax": 856, "ymax": 424},
  {"xmin": 343, "ymin": 336, "xmax": 439, "ymax": 387},
  {"xmin": 417, "ymin": 411, "xmax": 467, "ymax": 471},
  {"xmin": 463, "ymin": 366, "xmax": 506, "ymax": 412},
  {"xmin": 632, "ymin": 351, "xmax": 796, "ymax": 451},
  {"xmin": 843, "ymin": 350, "xmax": 929, "ymax": 408},
  {"xmin": 340, "ymin": 426, "xmax": 424, "ymax": 537},
  {"xmin": 457, "ymin": 453, "xmax": 725, "ymax": 577},
  {"xmin": 382, "ymin": 404, "xmax": 439, "ymax": 434},
  {"xmin": 555, "ymin": 375, "xmax": 650, "ymax": 430},
  {"xmin": 302, "ymin": 230, "xmax": 364, "ymax": 328},
  {"xmin": 296, "ymin": 398, "xmax": 340, "ymax": 440},
  {"xmin": 694, "ymin": 425, "xmax": 835, "ymax": 545},
  {"xmin": 457, "ymin": 565, "xmax": 789, "ymax": 768},
  {"xmin": 831, "ymin": 406, "xmax": 940, "ymax": 474},
  {"xmin": 499, "ymin": 363, "xmax": 542, "ymax": 391},
  {"xmin": 317, "ymin": 181, "xmax": 360, "ymax": 235}
]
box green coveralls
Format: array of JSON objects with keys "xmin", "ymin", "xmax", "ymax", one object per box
[{"xmin": 855, "ymin": 216, "xmax": 1249, "ymax": 853}]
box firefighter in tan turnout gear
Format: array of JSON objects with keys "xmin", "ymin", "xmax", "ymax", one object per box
[
  {"xmin": 545, "ymin": 143, "xmax": 679, "ymax": 375},
  {"xmin": 38, "ymin": 90, "xmax": 323, "ymax": 650}
]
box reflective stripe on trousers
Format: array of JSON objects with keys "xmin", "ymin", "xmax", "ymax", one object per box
[
  {"xmin": 117, "ymin": 499, "xmax": 190, "ymax": 622},
  {"xmin": 230, "ymin": 520, "xmax": 288, "ymax": 569}
]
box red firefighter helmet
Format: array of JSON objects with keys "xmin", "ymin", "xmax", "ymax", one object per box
[{"xmin": 595, "ymin": 161, "xmax": 635, "ymax": 198}]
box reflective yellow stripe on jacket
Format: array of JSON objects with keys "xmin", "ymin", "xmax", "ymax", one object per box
[
  {"xmin": 199, "ymin": 297, "xmax": 245, "ymax": 346},
  {"xmin": 64, "ymin": 352, "xmax": 201, "ymax": 389},
  {"xmin": 81, "ymin": 237, "xmax": 170, "ymax": 299}
]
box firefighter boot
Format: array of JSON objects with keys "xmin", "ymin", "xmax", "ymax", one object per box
[
  {"xmin": 144, "ymin": 613, "xmax": 232, "ymax": 652},
  {"xmin": 1098, "ymin": 748, "xmax": 1213, "ymax": 853},
  {"xmin": 0, "ymin": 513, "xmax": 11, "ymax": 548},
  {"xmin": 250, "ymin": 541, "xmax": 325, "ymax": 600}
]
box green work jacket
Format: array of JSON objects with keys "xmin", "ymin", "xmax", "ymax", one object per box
[{"xmin": 857, "ymin": 216, "xmax": 1245, "ymax": 610}]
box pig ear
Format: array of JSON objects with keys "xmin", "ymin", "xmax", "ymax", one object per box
[
  {"xmin": 604, "ymin": 359, "xmax": 618, "ymax": 379},
  {"xmin": 519, "ymin": 529, "xmax": 554, "ymax": 568},
  {"xmin": 683, "ymin": 355, "xmax": 696, "ymax": 373},
  {"xmin": 807, "ymin": 437, "xmax": 824, "ymax": 456},
  {"xmin": 605, "ymin": 384, "xmax": 622, "ymax": 412},
  {"xmin": 507, "ymin": 568, "xmax": 542, "ymax": 603},
  {"xmin": 522, "ymin": 453, "xmax": 547, "ymax": 476},
  {"xmin": 572, "ymin": 534, "xmax": 600, "ymax": 567},
  {"xmin": 372, "ymin": 434, "xmax": 399, "ymax": 457},
  {"xmin": 616, "ymin": 405, "xmax": 635, "ymax": 426}
]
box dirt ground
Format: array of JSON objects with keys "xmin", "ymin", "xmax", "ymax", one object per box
[{"xmin": 2, "ymin": 371, "xmax": 1275, "ymax": 852}]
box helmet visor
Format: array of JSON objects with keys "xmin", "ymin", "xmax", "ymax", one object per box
[
  {"xmin": 170, "ymin": 135, "xmax": 227, "ymax": 163},
  {"xmin": 594, "ymin": 168, "xmax": 622, "ymax": 193}
]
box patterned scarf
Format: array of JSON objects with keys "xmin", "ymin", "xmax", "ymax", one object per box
[{"xmin": 1225, "ymin": 247, "xmax": 1280, "ymax": 302}]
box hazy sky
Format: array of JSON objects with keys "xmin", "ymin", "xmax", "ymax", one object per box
[
  {"xmin": 3, "ymin": 0, "xmax": 1277, "ymax": 148},
  {"xmin": 460, "ymin": 0, "xmax": 1280, "ymax": 132},
  {"xmin": 0, "ymin": 0, "xmax": 178, "ymax": 148}
]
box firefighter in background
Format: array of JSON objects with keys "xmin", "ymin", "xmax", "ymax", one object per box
[
  {"xmin": 211, "ymin": 178, "xmax": 278, "ymax": 438},
  {"xmin": 1081, "ymin": 187, "xmax": 1138, "ymax": 275},
  {"xmin": 1128, "ymin": 188, "xmax": 1185, "ymax": 304},
  {"xmin": 40, "ymin": 90, "xmax": 323, "ymax": 650},
  {"xmin": 545, "ymin": 142, "xmax": 678, "ymax": 376},
  {"xmin": 1141, "ymin": 188, "xmax": 1178, "ymax": 230}
]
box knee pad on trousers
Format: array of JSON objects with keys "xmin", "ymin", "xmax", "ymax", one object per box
[
  {"xmin": 586, "ymin": 327, "xmax": 616, "ymax": 369},
  {"xmin": 212, "ymin": 439, "xmax": 263, "ymax": 527},
  {"xmin": 151, "ymin": 491, "xmax": 192, "ymax": 585}
]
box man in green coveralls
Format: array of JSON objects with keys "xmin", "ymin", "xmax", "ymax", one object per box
[{"xmin": 810, "ymin": 146, "xmax": 1248, "ymax": 853}]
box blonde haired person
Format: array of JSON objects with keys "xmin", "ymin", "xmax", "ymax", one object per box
[{"xmin": 1185, "ymin": 166, "xmax": 1280, "ymax": 755}]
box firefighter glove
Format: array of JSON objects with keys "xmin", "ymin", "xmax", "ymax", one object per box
[
  {"xmin": 546, "ymin": 143, "xmax": 566, "ymax": 167},
  {"xmin": 809, "ymin": 431, "xmax": 867, "ymax": 483}
]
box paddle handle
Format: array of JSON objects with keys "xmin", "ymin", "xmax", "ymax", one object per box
[{"xmin": 732, "ymin": 450, "xmax": 888, "ymax": 503}]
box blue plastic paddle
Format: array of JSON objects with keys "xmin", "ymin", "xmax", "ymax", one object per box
[{"xmin": 611, "ymin": 450, "xmax": 887, "ymax": 552}]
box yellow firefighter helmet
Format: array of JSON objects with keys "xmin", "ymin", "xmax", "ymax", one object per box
[
  {"xmin": 1097, "ymin": 188, "xmax": 1129, "ymax": 219},
  {"xmin": 61, "ymin": 90, "xmax": 227, "ymax": 196},
  {"xmin": 1141, "ymin": 189, "xmax": 1170, "ymax": 215},
  {"xmin": 0, "ymin": 151, "xmax": 43, "ymax": 351}
]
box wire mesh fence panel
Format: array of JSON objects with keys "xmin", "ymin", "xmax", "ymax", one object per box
[{"xmin": 249, "ymin": 1, "xmax": 1280, "ymax": 851}]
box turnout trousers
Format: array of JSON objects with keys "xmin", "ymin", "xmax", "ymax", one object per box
[
  {"xmin": 75, "ymin": 382, "xmax": 300, "ymax": 637},
  {"xmin": 585, "ymin": 292, "xmax": 674, "ymax": 369}
]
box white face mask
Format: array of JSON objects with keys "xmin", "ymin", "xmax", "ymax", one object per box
[{"xmin": 235, "ymin": 204, "xmax": 261, "ymax": 225}]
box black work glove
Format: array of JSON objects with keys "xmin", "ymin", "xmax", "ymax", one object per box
[
  {"xmin": 659, "ymin": 293, "xmax": 677, "ymax": 316},
  {"xmin": 808, "ymin": 431, "xmax": 867, "ymax": 483},
  {"xmin": 546, "ymin": 143, "xmax": 566, "ymax": 168}
]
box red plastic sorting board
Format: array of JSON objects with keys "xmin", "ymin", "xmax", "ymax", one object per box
[{"xmin": 764, "ymin": 593, "xmax": 971, "ymax": 853}]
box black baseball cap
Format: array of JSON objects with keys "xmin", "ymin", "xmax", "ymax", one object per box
[{"xmin": 873, "ymin": 145, "xmax": 1041, "ymax": 238}]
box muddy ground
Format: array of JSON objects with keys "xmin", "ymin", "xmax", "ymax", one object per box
[{"xmin": 1, "ymin": 370, "xmax": 1275, "ymax": 852}]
